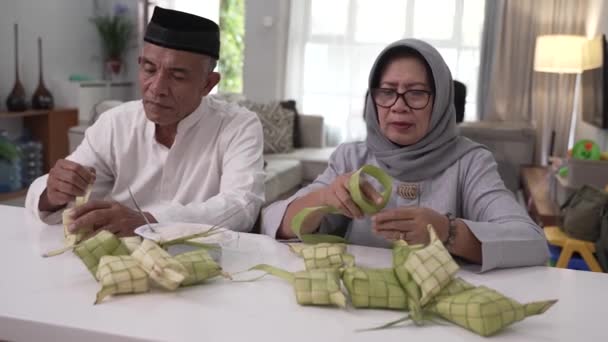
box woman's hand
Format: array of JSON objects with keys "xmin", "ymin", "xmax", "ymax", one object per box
[
  {"xmin": 320, "ymin": 173, "xmax": 384, "ymax": 219},
  {"xmin": 372, "ymin": 207, "xmax": 449, "ymax": 244}
]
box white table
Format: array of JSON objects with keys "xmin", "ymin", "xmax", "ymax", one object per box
[{"xmin": 1, "ymin": 205, "xmax": 606, "ymax": 342}]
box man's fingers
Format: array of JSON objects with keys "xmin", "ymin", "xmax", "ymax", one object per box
[
  {"xmin": 71, "ymin": 200, "xmax": 113, "ymax": 221},
  {"xmin": 58, "ymin": 160, "xmax": 96, "ymax": 185},
  {"xmin": 51, "ymin": 170, "xmax": 89, "ymax": 194},
  {"xmin": 360, "ymin": 181, "xmax": 384, "ymax": 205},
  {"xmin": 52, "ymin": 179, "xmax": 87, "ymax": 198},
  {"xmin": 47, "ymin": 185, "xmax": 74, "ymax": 205},
  {"xmin": 70, "ymin": 208, "xmax": 111, "ymax": 233}
]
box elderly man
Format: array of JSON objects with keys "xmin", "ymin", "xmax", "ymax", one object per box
[{"xmin": 25, "ymin": 7, "xmax": 264, "ymax": 235}]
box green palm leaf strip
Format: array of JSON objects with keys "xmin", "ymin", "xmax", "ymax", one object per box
[{"xmin": 290, "ymin": 164, "xmax": 393, "ymax": 244}]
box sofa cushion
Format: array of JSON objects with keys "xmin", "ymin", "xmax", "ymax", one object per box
[
  {"xmin": 264, "ymin": 159, "xmax": 303, "ymax": 204},
  {"xmin": 240, "ymin": 100, "xmax": 295, "ymax": 154},
  {"xmin": 265, "ymin": 147, "xmax": 335, "ymax": 182}
]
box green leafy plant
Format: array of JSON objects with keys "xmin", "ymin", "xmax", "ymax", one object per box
[
  {"xmin": 90, "ymin": 4, "xmax": 134, "ymax": 60},
  {"xmin": 0, "ymin": 138, "xmax": 20, "ymax": 163}
]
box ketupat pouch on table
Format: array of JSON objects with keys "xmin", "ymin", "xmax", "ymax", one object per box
[
  {"xmin": 288, "ymin": 243, "xmax": 355, "ymax": 270},
  {"xmin": 433, "ymin": 277, "xmax": 475, "ymax": 300},
  {"xmin": 249, "ymin": 264, "xmax": 346, "ymax": 308},
  {"xmin": 426, "ymin": 286, "xmax": 557, "ymax": 337},
  {"xmin": 73, "ymin": 230, "xmax": 130, "ymax": 278},
  {"xmin": 132, "ymin": 239, "xmax": 188, "ymax": 290},
  {"xmin": 95, "ymin": 255, "xmax": 149, "ymax": 304},
  {"xmin": 342, "ymin": 267, "xmax": 408, "ymax": 310},
  {"xmin": 174, "ymin": 248, "xmax": 224, "ymax": 286},
  {"xmin": 402, "ymin": 225, "xmax": 459, "ymax": 306},
  {"xmin": 120, "ymin": 236, "xmax": 143, "ymax": 254}
]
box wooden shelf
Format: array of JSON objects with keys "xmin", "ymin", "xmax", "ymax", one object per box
[
  {"xmin": 0, "ymin": 108, "xmax": 71, "ymax": 119},
  {"xmin": 0, "ymin": 108, "xmax": 78, "ymax": 173},
  {"xmin": 0, "ymin": 189, "xmax": 27, "ymax": 202}
]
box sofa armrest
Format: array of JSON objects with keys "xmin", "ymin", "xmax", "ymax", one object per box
[{"xmin": 299, "ymin": 114, "xmax": 325, "ymax": 148}]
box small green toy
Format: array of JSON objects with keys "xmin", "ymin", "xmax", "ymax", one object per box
[{"xmin": 559, "ymin": 139, "xmax": 602, "ymax": 177}]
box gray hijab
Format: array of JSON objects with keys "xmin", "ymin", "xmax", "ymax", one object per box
[{"xmin": 365, "ymin": 39, "xmax": 484, "ymax": 182}]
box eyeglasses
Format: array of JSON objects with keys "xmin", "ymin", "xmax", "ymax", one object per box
[{"xmin": 370, "ymin": 88, "xmax": 432, "ymax": 109}]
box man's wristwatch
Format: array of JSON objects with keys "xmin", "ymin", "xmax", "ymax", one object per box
[{"xmin": 444, "ymin": 212, "xmax": 457, "ymax": 249}]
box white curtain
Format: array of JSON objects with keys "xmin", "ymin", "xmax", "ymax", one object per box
[
  {"xmin": 477, "ymin": 0, "xmax": 588, "ymax": 163},
  {"xmin": 285, "ymin": 0, "xmax": 486, "ymax": 146}
]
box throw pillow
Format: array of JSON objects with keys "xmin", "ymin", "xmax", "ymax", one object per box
[
  {"xmin": 240, "ymin": 100, "xmax": 295, "ymax": 154},
  {"xmin": 280, "ymin": 100, "xmax": 302, "ymax": 148}
]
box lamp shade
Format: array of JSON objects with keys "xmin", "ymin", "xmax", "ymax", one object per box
[{"xmin": 534, "ymin": 35, "xmax": 603, "ymax": 74}]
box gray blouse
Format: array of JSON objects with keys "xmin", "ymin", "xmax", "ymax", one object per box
[{"xmin": 261, "ymin": 142, "xmax": 549, "ymax": 272}]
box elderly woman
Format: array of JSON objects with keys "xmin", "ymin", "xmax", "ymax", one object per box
[{"xmin": 261, "ymin": 39, "xmax": 548, "ymax": 272}]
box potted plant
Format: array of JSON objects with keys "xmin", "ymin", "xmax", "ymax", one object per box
[
  {"xmin": 90, "ymin": 3, "xmax": 134, "ymax": 77},
  {"xmin": 0, "ymin": 134, "xmax": 22, "ymax": 192}
]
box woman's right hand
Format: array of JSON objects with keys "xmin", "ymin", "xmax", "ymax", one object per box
[{"xmin": 319, "ymin": 173, "xmax": 384, "ymax": 219}]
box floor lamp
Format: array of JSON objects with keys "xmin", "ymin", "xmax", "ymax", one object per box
[{"xmin": 533, "ymin": 35, "xmax": 603, "ymax": 163}]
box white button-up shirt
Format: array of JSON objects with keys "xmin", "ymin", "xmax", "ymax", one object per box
[{"xmin": 26, "ymin": 96, "xmax": 265, "ymax": 232}]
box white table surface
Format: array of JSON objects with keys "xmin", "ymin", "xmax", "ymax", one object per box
[{"xmin": 1, "ymin": 204, "xmax": 607, "ymax": 342}]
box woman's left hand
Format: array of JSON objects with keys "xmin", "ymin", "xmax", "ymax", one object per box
[{"xmin": 372, "ymin": 207, "xmax": 449, "ymax": 245}]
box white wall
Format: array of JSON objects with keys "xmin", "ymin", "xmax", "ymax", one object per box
[
  {"xmin": 576, "ymin": 0, "xmax": 608, "ymax": 150},
  {"xmin": 0, "ymin": 0, "xmax": 139, "ymax": 137},
  {"xmin": 242, "ymin": 0, "xmax": 289, "ymax": 102}
]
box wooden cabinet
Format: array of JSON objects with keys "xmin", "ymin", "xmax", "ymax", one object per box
[{"xmin": 0, "ymin": 108, "xmax": 78, "ymax": 201}]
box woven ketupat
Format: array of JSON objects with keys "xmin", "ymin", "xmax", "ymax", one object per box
[
  {"xmin": 433, "ymin": 277, "xmax": 475, "ymax": 300},
  {"xmin": 289, "ymin": 243, "xmax": 355, "ymax": 270},
  {"xmin": 132, "ymin": 239, "xmax": 188, "ymax": 290},
  {"xmin": 73, "ymin": 230, "xmax": 130, "ymax": 278},
  {"xmin": 95, "ymin": 255, "xmax": 149, "ymax": 304},
  {"xmin": 403, "ymin": 225, "xmax": 459, "ymax": 305},
  {"xmin": 342, "ymin": 267, "xmax": 408, "ymax": 310},
  {"xmin": 174, "ymin": 248, "xmax": 223, "ymax": 286},
  {"xmin": 249, "ymin": 264, "xmax": 346, "ymax": 308},
  {"xmin": 64, "ymin": 186, "xmax": 93, "ymax": 245},
  {"xmin": 120, "ymin": 236, "xmax": 143, "ymax": 254},
  {"xmin": 427, "ymin": 286, "xmax": 557, "ymax": 336},
  {"xmin": 62, "ymin": 208, "xmax": 91, "ymax": 247},
  {"xmin": 294, "ymin": 268, "xmax": 346, "ymax": 308}
]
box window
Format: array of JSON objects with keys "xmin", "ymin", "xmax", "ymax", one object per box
[{"xmin": 285, "ymin": 0, "xmax": 485, "ymax": 145}]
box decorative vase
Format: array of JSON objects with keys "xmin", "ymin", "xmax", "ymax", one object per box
[
  {"xmin": 32, "ymin": 37, "xmax": 54, "ymax": 110},
  {"xmin": 6, "ymin": 23, "xmax": 27, "ymax": 112},
  {"xmin": 105, "ymin": 58, "xmax": 123, "ymax": 79}
]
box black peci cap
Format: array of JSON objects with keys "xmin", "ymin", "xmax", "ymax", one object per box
[{"xmin": 144, "ymin": 6, "xmax": 220, "ymax": 59}]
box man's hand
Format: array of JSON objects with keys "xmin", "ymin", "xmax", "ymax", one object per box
[
  {"xmin": 68, "ymin": 200, "xmax": 157, "ymax": 237},
  {"xmin": 39, "ymin": 159, "xmax": 96, "ymax": 212},
  {"xmin": 372, "ymin": 207, "xmax": 449, "ymax": 245}
]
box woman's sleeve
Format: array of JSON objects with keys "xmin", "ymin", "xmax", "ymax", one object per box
[
  {"xmin": 460, "ymin": 149, "xmax": 549, "ymax": 272},
  {"xmin": 261, "ymin": 144, "xmax": 352, "ymax": 238}
]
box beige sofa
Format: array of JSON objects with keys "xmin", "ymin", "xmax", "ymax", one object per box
[
  {"xmin": 458, "ymin": 121, "xmax": 536, "ymax": 194},
  {"xmin": 67, "ymin": 103, "xmax": 335, "ymax": 205}
]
